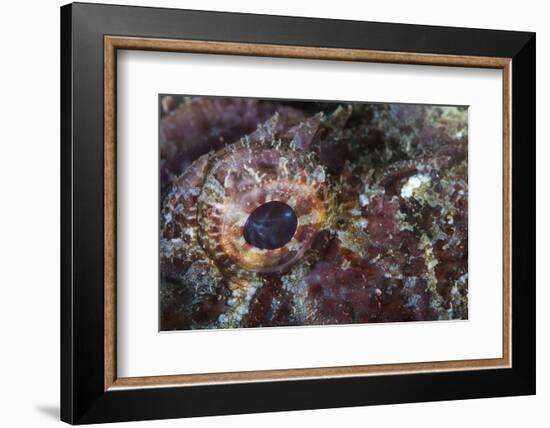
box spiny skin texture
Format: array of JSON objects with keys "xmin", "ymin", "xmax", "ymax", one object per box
[
  {"xmin": 160, "ymin": 97, "xmax": 468, "ymax": 330},
  {"xmin": 160, "ymin": 97, "xmax": 306, "ymax": 191}
]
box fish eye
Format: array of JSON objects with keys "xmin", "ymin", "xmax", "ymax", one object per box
[{"xmin": 243, "ymin": 201, "xmax": 298, "ymax": 250}]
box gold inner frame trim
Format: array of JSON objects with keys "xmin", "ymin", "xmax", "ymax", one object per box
[{"xmin": 104, "ymin": 35, "xmax": 512, "ymax": 391}]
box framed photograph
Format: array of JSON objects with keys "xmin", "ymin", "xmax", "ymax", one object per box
[{"xmin": 60, "ymin": 2, "xmax": 535, "ymax": 424}]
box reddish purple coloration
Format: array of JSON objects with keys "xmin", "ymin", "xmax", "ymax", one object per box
[
  {"xmin": 160, "ymin": 98, "xmax": 307, "ymax": 187},
  {"xmin": 160, "ymin": 97, "xmax": 469, "ymax": 330}
]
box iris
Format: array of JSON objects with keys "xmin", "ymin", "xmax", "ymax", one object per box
[{"xmin": 243, "ymin": 201, "xmax": 298, "ymax": 250}]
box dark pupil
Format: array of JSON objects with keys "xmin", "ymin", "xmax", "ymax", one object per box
[{"xmin": 243, "ymin": 201, "xmax": 298, "ymax": 250}]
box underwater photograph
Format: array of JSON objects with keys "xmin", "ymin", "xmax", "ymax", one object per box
[{"xmin": 159, "ymin": 95, "xmax": 469, "ymax": 331}]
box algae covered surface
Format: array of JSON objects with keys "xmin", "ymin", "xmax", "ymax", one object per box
[{"xmin": 159, "ymin": 96, "xmax": 468, "ymax": 331}]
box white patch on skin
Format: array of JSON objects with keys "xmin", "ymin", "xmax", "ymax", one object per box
[
  {"xmin": 298, "ymin": 211, "xmax": 320, "ymax": 226},
  {"xmin": 341, "ymin": 259, "xmax": 351, "ymax": 270},
  {"xmin": 359, "ymin": 194, "xmax": 370, "ymax": 207},
  {"xmin": 286, "ymin": 196, "xmax": 297, "ymax": 208},
  {"xmin": 243, "ymin": 165, "xmax": 266, "ymax": 184},
  {"xmin": 168, "ymin": 238, "xmax": 184, "ymax": 246},
  {"xmin": 246, "ymin": 287, "xmax": 256, "ymax": 299},
  {"xmin": 400, "ymin": 174, "xmax": 431, "ymax": 198},
  {"xmin": 223, "ymin": 170, "xmax": 232, "ymax": 188},
  {"xmin": 359, "ymin": 183, "xmax": 384, "ymax": 207},
  {"xmin": 312, "ymin": 165, "xmax": 326, "ymax": 183},
  {"xmin": 279, "ymin": 157, "xmax": 289, "ymax": 176}
]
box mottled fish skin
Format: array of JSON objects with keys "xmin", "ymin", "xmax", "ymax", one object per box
[
  {"xmin": 160, "ymin": 98, "xmax": 468, "ymax": 330},
  {"xmin": 160, "ymin": 97, "xmax": 307, "ymax": 192}
]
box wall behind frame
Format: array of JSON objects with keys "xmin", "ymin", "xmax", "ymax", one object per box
[{"xmin": 0, "ymin": 0, "xmax": 546, "ymax": 427}]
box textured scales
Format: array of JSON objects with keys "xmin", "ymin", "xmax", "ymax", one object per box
[
  {"xmin": 160, "ymin": 99, "xmax": 469, "ymax": 330},
  {"xmin": 160, "ymin": 109, "xmax": 339, "ymax": 326}
]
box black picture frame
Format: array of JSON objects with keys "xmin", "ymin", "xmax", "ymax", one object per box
[{"xmin": 61, "ymin": 2, "xmax": 535, "ymax": 424}]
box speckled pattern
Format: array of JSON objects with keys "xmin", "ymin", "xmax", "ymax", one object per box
[{"xmin": 159, "ymin": 96, "xmax": 468, "ymax": 330}]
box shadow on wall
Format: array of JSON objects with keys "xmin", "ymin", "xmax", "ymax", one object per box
[{"xmin": 35, "ymin": 405, "xmax": 59, "ymax": 420}]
